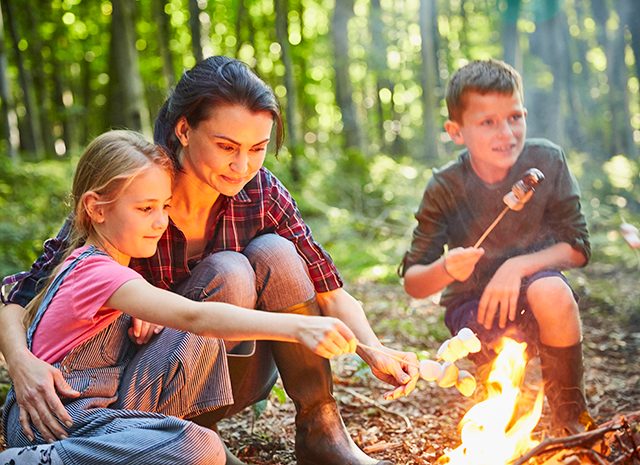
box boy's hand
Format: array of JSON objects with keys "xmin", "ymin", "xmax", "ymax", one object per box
[
  {"xmin": 477, "ymin": 258, "xmax": 525, "ymax": 329},
  {"xmin": 443, "ymin": 247, "xmax": 485, "ymax": 282}
]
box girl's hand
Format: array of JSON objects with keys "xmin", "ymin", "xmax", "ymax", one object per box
[
  {"xmin": 128, "ymin": 318, "xmax": 164, "ymax": 345},
  {"xmin": 361, "ymin": 346, "xmax": 420, "ymax": 400},
  {"xmin": 297, "ymin": 316, "xmax": 357, "ymax": 359},
  {"xmin": 9, "ymin": 351, "xmax": 80, "ymax": 442},
  {"xmin": 443, "ymin": 247, "xmax": 485, "ymax": 282}
]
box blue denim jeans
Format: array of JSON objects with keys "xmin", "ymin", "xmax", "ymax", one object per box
[{"xmin": 174, "ymin": 233, "xmax": 316, "ymax": 419}]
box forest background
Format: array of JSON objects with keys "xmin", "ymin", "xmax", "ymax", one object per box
[
  {"xmin": 1, "ymin": 0, "xmax": 639, "ymax": 461},
  {"xmin": 1, "ymin": 0, "xmax": 639, "ymax": 280},
  {"xmin": 1, "ymin": 0, "xmax": 640, "ymax": 283}
]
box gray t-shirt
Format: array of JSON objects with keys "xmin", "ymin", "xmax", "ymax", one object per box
[{"xmin": 400, "ymin": 138, "xmax": 590, "ymax": 307}]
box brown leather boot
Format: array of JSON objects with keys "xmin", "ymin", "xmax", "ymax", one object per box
[
  {"xmin": 272, "ymin": 298, "xmax": 392, "ymax": 465},
  {"xmin": 539, "ymin": 343, "xmax": 596, "ymax": 436}
]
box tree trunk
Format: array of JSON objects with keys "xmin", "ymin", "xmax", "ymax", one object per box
[
  {"xmin": 621, "ymin": 0, "xmax": 640, "ymax": 102},
  {"xmin": 419, "ymin": 0, "xmax": 440, "ymax": 163},
  {"xmin": 1, "ymin": 0, "xmax": 42, "ymax": 155},
  {"xmin": 527, "ymin": 0, "xmax": 563, "ymax": 144},
  {"xmin": 275, "ymin": 0, "xmax": 301, "ymax": 183},
  {"xmin": 189, "ymin": 0, "xmax": 203, "ymax": 62},
  {"xmin": 0, "ymin": 1, "xmax": 17, "ymax": 158},
  {"xmin": 154, "ymin": 0, "xmax": 175, "ymax": 88},
  {"xmin": 368, "ymin": 0, "xmax": 387, "ymax": 149},
  {"xmin": 591, "ymin": 0, "xmax": 636, "ymax": 158},
  {"xmin": 501, "ymin": 0, "xmax": 521, "ymax": 67},
  {"xmin": 26, "ymin": 5, "xmax": 56, "ymax": 156},
  {"xmin": 608, "ymin": 0, "xmax": 635, "ymax": 157},
  {"xmin": 108, "ymin": 0, "xmax": 150, "ymax": 133},
  {"xmin": 331, "ymin": 0, "xmax": 364, "ymax": 154}
]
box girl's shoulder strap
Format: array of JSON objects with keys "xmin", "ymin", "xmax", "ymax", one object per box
[{"xmin": 25, "ymin": 245, "xmax": 111, "ymax": 348}]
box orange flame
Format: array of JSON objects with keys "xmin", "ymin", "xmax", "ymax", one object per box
[{"xmin": 438, "ymin": 337, "xmax": 543, "ymax": 465}]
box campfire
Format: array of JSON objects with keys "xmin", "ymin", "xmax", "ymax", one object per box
[
  {"xmin": 437, "ymin": 337, "xmax": 543, "ymax": 464},
  {"xmin": 435, "ymin": 337, "xmax": 640, "ymax": 465}
]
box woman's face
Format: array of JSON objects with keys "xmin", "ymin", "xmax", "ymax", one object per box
[{"xmin": 175, "ymin": 104, "xmax": 274, "ymax": 196}]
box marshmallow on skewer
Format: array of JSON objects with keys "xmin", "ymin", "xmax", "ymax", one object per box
[
  {"xmin": 455, "ymin": 370, "xmax": 477, "ymax": 397},
  {"xmin": 502, "ymin": 168, "xmax": 545, "ymax": 211},
  {"xmin": 456, "ymin": 327, "xmax": 482, "ymax": 354},
  {"xmin": 419, "ymin": 359, "xmax": 444, "ymax": 382},
  {"xmin": 473, "ymin": 168, "xmax": 545, "ymax": 248},
  {"xmin": 437, "ymin": 328, "xmax": 482, "ymax": 362},
  {"xmin": 437, "ymin": 362, "xmax": 460, "ymax": 388},
  {"xmin": 437, "ymin": 338, "xmax": 468, "ymax": 362},
  {"xmin": 621, "ymin": 223, "xmax": 640, "ymax": 249}
]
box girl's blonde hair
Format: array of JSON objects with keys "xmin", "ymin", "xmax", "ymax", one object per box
[{"xmin": 24, "ymin": 130, "xmax": 174, "ymax": 327}]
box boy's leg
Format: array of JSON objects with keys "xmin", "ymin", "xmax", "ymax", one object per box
[{"xmin": 526, "ymin": 275, "xmax": 594, "ymax": 435}]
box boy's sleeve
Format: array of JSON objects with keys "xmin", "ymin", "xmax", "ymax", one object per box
[
  {"xmin": 545, "ymin": 150, "xmax": 591, "ymax": 263},
  {"xmin": 399, "ymin": 178, "xmax": 449, "ymax": 276},
  {"xmin": 1, "ymin": 215, "xmax": 73, "ymax": 307}
]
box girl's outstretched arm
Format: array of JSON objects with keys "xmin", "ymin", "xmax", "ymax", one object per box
[{"xmin": 107, "ymin": 279, "xmax": 357, "ymax": 359}]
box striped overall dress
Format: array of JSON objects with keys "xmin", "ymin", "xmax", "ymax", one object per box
[{"xmin": 2, "ymin": 246, "xmax": 234, "ymax": 464}]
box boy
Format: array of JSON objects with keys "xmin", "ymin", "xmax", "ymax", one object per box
[{"xmin": 400, "ymin": 59, "xmax": 593, "ymax": 435}]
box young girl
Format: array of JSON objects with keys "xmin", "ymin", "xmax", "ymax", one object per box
[{"xmin": 0, "ymin": 130, "xmax": 356, "ymax": 465}]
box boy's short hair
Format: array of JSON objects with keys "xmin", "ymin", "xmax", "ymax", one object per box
[{"xmin": 446, "ymin": 59, "xmax": 523, "ymax": 123}]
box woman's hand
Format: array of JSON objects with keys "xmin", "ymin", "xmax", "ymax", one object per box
[
  {"xmin": 128, "ymin": 318, "xmax": 164, "ymax": 345},
  {"xmin": 8, "ymin": 351, "xmax": 80, "ymax": 442},
  {"xmin": 360, "ymin": 346, "xmax": 420, "ymax": 400},
  {"xmin": 296, "ymin": 316, "xmax": 357, "ymax": 359}
]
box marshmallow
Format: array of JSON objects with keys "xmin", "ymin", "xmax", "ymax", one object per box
[
  {"xmin": 437, "ymin": 362, "xmax": 459, "ymax": 388},
  {"xmin": 419, "ymin": 359, "xmax": 443, "ymax": 381},
  {"xmin": 455, "ymin": 370, "xmax": 477, "ymax": 397},
  {"xmin": 456, "ymin": 327, "xmax": 482, "ymax": 353},
  {"xmin": 621, "ymin": 223, "xmax": 640, "ymax": 248}
]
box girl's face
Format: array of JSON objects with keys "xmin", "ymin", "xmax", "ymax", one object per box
[
  {"xmin": 174, "ymin": 104, "xmax": 274, "ymax": 196},
  {"xmin": 94, "ymin": 165, "xmax": 172, "ymax": 263}
]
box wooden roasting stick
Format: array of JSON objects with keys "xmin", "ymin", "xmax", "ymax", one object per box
[
  {"xmin": 473, "ymin": 206, "xmax": 509, "ymax": 248},
  {"xmin": 473, "ymin": 168, "xmax": 545, "ymax": 249}
]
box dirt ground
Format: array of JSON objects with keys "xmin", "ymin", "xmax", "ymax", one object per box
[
  {"xmin": 1, "ymin": 265, "xmax": 639, "ymax": 464},
  {"xmin": 217, "ymin": 268, "xmax": 640, "ymax": 465}
]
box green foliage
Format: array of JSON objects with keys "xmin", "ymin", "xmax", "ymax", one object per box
[{"xmin": 0, "ymin": 157, "xmax": 74, "ymax": 279}]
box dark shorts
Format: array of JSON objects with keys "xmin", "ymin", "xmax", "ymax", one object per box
[{"xmin": 444, "ymin": 270, "xmax": 577, "ymax": 365}]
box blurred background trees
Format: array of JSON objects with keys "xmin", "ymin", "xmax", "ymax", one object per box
[{"xmin": 1, "ymin": 0, "xmax": 639, "ymax": 282}]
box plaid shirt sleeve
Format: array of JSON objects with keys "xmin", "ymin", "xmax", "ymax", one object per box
[
  {"xmin": 1, "ymin": 216, "xmax": 72, "ymax": 307},
  {"xmin": 263, "ymin": 172, "xmax": 343, "ymax": 293}
]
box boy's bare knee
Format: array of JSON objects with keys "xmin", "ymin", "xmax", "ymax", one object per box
[{"xmin": 527, "ymin": 277, "xmax": 578, "ymax": 319}]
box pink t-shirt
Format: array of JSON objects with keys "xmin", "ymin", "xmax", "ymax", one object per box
[{"xmin": 31, "ymin": 245, "xmax": 143, "ymax": 364}]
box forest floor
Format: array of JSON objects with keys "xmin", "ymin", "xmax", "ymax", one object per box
[
  {"xmin": 216, "ymin": 263, "xmax": 640, "ymax": 465},
  {"xmin": 1, "ymin": 262, "xmax": 639, "ymax": 464}
]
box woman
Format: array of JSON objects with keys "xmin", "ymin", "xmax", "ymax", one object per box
[
  {"xmin": 0, "ymin": 56, "xmax": 418, "ymax": 465},
  {"xmin": 0, "ymin": 129, "xmax": 356, "ymax": 465}
]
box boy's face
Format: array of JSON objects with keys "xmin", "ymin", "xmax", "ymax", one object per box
[{"xmin": 445, "ymin": 91, "xmax": 527, "ymax": 184}]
